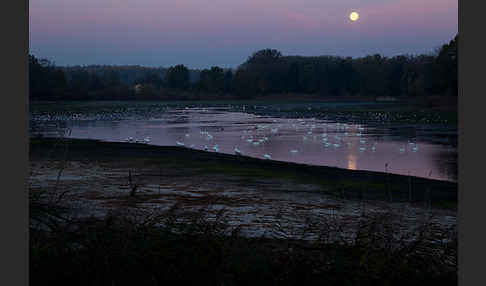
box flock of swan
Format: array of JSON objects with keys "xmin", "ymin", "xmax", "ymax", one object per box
[{"xmin": 123, "ymin": 118, "xmax": 420, "ymax": 161}]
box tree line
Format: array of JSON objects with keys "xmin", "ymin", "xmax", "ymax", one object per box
[{"xmin": 29, "ymin": 34, "xmax": 457, "ymax": 100}]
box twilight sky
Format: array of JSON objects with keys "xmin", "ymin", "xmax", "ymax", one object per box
[{"xmin": 29, "ymin": 0, "xmax": 458, "ymax": 69}]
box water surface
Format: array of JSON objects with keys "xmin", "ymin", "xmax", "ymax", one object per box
[{"xmin": 32, "ymin": 106, "xmax": 457, "ymax": 182}]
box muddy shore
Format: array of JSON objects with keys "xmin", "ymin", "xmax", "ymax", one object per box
[{"xmin": 30, "ymin": 137, "xmax": 456, "ymax": 240}]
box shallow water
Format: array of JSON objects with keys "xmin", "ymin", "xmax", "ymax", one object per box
[{"xmin": 32, "ymin": 106, "xmax": 457, "ymax": 182}]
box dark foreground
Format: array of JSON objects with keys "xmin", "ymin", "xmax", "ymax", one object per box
[{"xmin": 30, "ymin": 138, "xmax": 457, "ymax": 285}]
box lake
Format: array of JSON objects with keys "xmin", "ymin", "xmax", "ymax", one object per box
[{"xmin": 30, "ymin": 103, "xmax": 457, "ymax": 182}]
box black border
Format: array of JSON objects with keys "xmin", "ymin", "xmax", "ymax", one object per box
[
  {"xmin": 458, "ymin": 0, "xmax": 484, "ymax": 285},
  {"xmin": 4, "ymin": 0, "xmax": 476, "ymax": 285},
  {"xmin": 2, "ymin": 0, "xmax": 29, "ymax": 285}
]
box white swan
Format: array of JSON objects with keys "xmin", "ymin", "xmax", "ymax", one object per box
[{"xmin": 234, "ymin": 147, "xmax": 242, "ymax": 155}]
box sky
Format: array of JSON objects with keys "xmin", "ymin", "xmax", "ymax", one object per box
[{"xmin": 29, "ymin": 0, "xmax": 458, "ymax": 69}]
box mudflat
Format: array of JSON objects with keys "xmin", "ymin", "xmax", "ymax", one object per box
[{"xmin": 30, "ymin": 137, "xmax": 456, "ymax": 239}]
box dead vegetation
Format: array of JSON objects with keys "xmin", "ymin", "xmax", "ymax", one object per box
[{"xmin": 29, "ymin": 137, "xmax": 457, "ymax": 285}]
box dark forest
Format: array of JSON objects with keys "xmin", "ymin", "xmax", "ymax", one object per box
[{"xmin": 29, "ymin": 35, "xmax": 457, "ymax": 101}]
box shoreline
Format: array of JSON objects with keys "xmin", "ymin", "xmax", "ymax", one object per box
[
  {"xmin": 30, "ymin": 137, "xmax": 457, "ymax": 206},
  {"xmin": 30, "ymin": 98, "xmax": 458, "ymax": 127},
  {"xmin": 29, "ymin": 136, "xmax": 456, "ymax": 245}
]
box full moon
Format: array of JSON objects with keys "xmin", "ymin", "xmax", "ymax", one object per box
[{"xmin": 349, "ymin": 11, "xmax": 359, "ymax": 21}]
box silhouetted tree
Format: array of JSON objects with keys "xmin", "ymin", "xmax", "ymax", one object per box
[
  {"xmin": 136, "ymin": 72, "xmax": 164, "ymax": 88},
  {"xmin": 165, "ymin": 64, "xmax": 190, "ymax": 89},
  {"xmin": 29, "ymin": 55, "xmax": 67, "ymax": 100},
  {"xmin": 29, "ymin": 34, "xmax": 457, "ymax": 101},
  {"xmin": 199, "ymin": 66, "xmax": 225, "ymax": 93},
  {"xmin": 223, "ymin": 70, "xmax": 233, "ymax": 93},
  {"xmin": 245, "ymin": 49, "xmax": 282, "ymax": 65},
  {"xmin": 232, "ymin": 68, "xmax": 258, "ymax": 98},
  {"xmin": 434, "ymin": 35, "xmax": 458, "ymax": 96}
]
